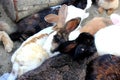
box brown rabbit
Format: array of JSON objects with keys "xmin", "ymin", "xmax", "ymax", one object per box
[
  {"xmin": 97, "ymin": 0, "xmax": 119, "ymax": 15},
  {"xmin": 69, "ymin": 17, "xmax": 112, "ymax": 40}
]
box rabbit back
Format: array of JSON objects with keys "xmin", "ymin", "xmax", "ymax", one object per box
[{"xmin": 95, "ymin": 25, "xmax": 120, "ymax": 56}]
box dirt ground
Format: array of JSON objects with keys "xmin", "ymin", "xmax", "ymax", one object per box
[{"xmin": 0, "ymin": 1, "xmax": 120, "ymax": 77}]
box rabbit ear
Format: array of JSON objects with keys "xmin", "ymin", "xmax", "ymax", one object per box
[
  {"xmin": 44, "ymin": 14, "xmax": 59, "ymax": 23},
  {"xmin": 56, "ymin": 4, "xmax": 68, "ymax": 28},
  {"xmin": 64, "ymin": 17, "xmax": 81, "ymax": 33},
  {"xmin": 110, "ymin": 13, "xmax": 120, "ymax": 25}
]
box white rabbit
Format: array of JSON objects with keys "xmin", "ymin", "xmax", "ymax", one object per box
[
  {"xmin": 95, "ymin": 13, "xmax": 120, "ymax": 56},
  {"xmin": 7, "ymin": 4, "xmax": 68, "ymax": 80},
  {"xmin": 7, "ymin": 4, "xmax": 81, "ymax": 80}
]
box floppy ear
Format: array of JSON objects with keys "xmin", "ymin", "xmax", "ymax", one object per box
[
  {"xmin": 44, "ymin": 14, "xmax": 59, "ymax": 23},
  {"xmin": 110, "ymin": 13, "xmax": 120, "ymax": 25},
  {"xmin": 52, "ymin": 41, "xmax": 77, "ymax": 54},
  {"xmin": 64, "ymin": 17, "xmax": 81, "ymax": 33}
]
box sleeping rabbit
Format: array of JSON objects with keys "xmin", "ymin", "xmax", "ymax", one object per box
[
  {"xmin": 95, "ymin": 13, "xmax": 120, "ymax": 56},
  {"xmin": 7, "ymin": 4, "xmax": 81, "ymax": 80},
  {"xmin": 97, "ymin": 0, "xmax": 119, "ymax": 15}
]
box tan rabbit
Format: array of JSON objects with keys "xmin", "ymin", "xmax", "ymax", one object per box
[
  {"xmin": 69, "ymin": 17, "xmax": 113, "ymax": 40},
  {"xmin": 97, "ymin": 0, "xmax": 119, "ymax": 15},
  {"xmin": 7, "ymin": 4, "xmax": 75, "ymax": 80},
  {"xmin": 0, "ymin": 21, "xmax": 14, "ymax": 52}
]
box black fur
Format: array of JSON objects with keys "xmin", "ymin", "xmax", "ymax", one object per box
[
  {"xmin": 10, "ymin": 6, "xmax": 60, "ymax": 41},
  {"xmin": 63, "ymin": 0, "xmax": 96, "ymax": 9},
  {"xmin": 53, "ymin": 32, "xmax": 97, "ymax": 61}
]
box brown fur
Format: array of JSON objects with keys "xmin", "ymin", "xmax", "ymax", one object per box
[
  {"xmin": 23, "ymin": 34, "xmax": 48, "ymax": 46},
  {"xmin": 97, "ymin": 0, "xmax": 119, "ymax": 15},
  {"xmin": 51, "ymin": 18, "xmax": 81, "ymax": 51},
  {"xmin": 86, "ymin": 54, "xmax": 120, "ymax": 80},
  {"xmin": 80, "ymin": 17, "xmax": 112, "ymax": 35}
]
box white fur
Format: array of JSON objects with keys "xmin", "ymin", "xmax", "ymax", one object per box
[
  {"xmin": 50, "ymin": 5, "xmax": 61, "ymax": 10},
  {"xmin": 66, "ymin": 0, "xmax": 92, "ymax": 22},
  {"xmin": 68, "ymin": 0, "xmax": 92, "ymax": 40},
  {"xmin": 7, "ymin": 26, "xmax": 55, "ymax": 80},
  {"xmin": 95, "ymin": 13, "xmax": 120, "ymax": 56},
  {"xmin": 7, "ymin": 2, "xmax": 93, "ymax": 79}
]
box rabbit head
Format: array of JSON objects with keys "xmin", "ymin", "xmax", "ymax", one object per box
[
  {"xmin": 44, "ymin": 4, "xmax": 81, "ymax": 56},
  {"xmin": 43, "ymin": 17, "xmax": 81, "ymax": 57},
  {"xmin": 52, "ymin": 32, "xmax": 97, "ymax": 60}
]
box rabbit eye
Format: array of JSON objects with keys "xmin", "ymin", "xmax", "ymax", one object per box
[
  {"xmin": 54, "ymin": 35, "xmax": 61, "ymax": 43},
  {"xmin": 81, "ymin": 48, "xmax": 85, "ymax": 51}
]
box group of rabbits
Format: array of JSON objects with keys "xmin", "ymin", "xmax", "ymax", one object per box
[{"xmin": 0, "ymin": 0, "xmax": 120, "ymax": 80}]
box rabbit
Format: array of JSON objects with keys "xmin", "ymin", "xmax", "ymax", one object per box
[
  {"xmin": 17, "ymin": 33, "xmax": 97, "ymax": 80},
  {"xmin": 94, "ymin": 13, "xmax": 120, "ymax": 56},
  {"xmin": 97, "ymin": 0, "xmax": 119, "ymax": 15},
  {"xmin": 66, "ymin": 0, "xmax": 92, "ymax": 23},
  {"xmin": 44, "ymin": 0, "xmax": 93, "ymax": 52},
  {"xmin": 18, "ymin": 53, "xmax": 97, "ymax": 80},
  {"xmin": 7, "ymin": 4, "xmax": 81, "ymax": 80},
  {"xmin": 9, "ymin": 5, "xmax": 61, "ymax": 41},
  {"xmin": 47, "ymin": 0, "xmax": 92, "ymax": 41},
  {"xmin": 0, "ymin": 21, "xmax": 14, "ymax": 52},
  {"xmin": 52, "ymin": 32, "xmax": 97, "ymax": 61},
  {"xmin": 86, "ymin": 54, "xmax": 120, "ymax": 80},
  {"xmin": 69, "ymin": 16, "xmax": 112, "ymax": 40}
]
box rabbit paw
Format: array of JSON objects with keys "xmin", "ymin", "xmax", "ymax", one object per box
[{"xmin": 4, "ymin": 42, "xmax": 13, "ymax": 52}]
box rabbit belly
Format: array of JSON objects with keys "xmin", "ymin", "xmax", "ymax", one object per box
[
  {"xmin": 98, "ymin": 0, "xmax": 119, "ymax": 9},
  {"xmin": 95, "ymin": 25, "xmax": 120, "ymax": 56}
]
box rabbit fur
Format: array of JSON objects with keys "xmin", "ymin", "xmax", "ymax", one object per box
[
  {"xmin": 69, "ymin": 16, "xmax": 112, "ymax": 41},
  {"xmin": 95, "ymin": 13, "xmax": 120, "ymax": 56},
  {"xmin": 97, "ymin": 0, "xmax": 119, "ymax": 15},
  {"xmin": 52, "ymin": 32, "xmax": 97, "ymax": 61},
  {"xmin": 9, "ymin": 5, "xmax": 60, "ymax": 41},
  {"xmin": 0, "ymin": 21, "xmax": 14, "ymax": 52},
  {"xmin": 67, "ymin": 0, "xmax": 93, "ymax": 40},
  {"xmin": 44, "ymin": 0, "xmax": 93, "ymax": 52},
  {"xmin": 86, "ymin": 54, "xmax": 120, "ymax": 80},
  {"xmin": 7, "ymin": 4, "xmax": 81, "ymax": 80}
]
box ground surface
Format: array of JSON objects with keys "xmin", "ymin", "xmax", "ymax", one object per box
[{"xmin": 0, "ymin": 1, "xmax": 120, "ymax": 77}]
